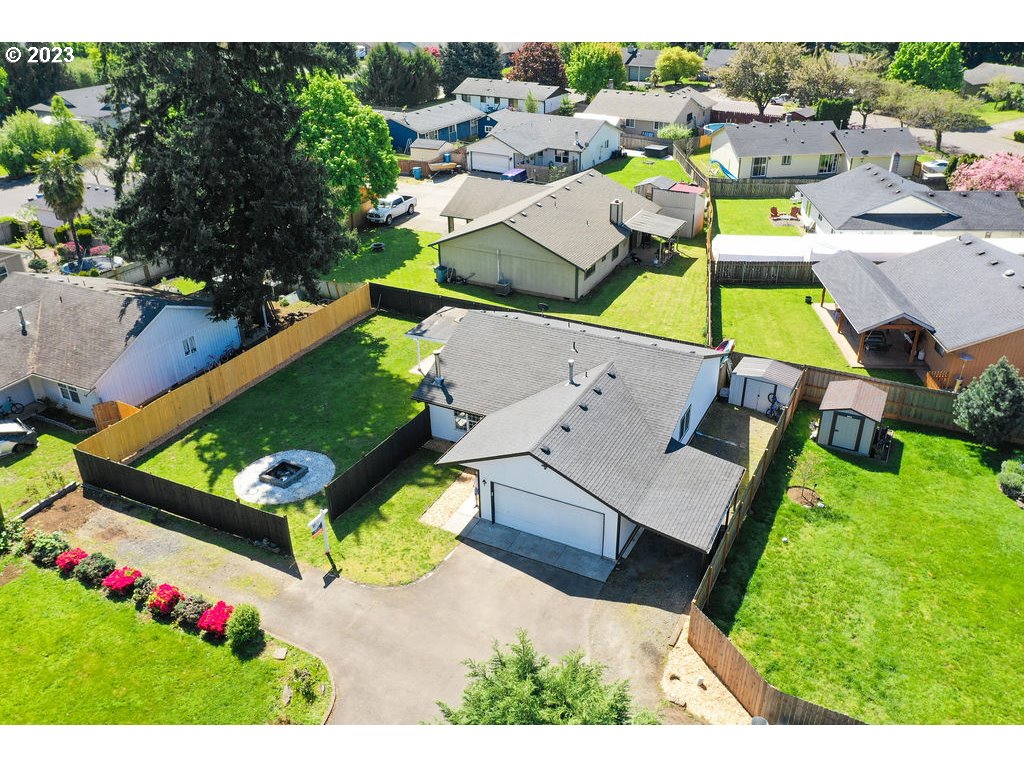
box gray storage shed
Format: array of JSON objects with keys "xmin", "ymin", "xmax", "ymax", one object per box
[
  {"xmin": 816, "ymin": 379, "xmax": 886, "ymax": 455},
  {"xmin": 728, "ymin": 356, "xmax": 802, "ymax": 414}
]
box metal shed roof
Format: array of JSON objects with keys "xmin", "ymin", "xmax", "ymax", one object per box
[
  {"xmin": 819, "ymin": 379, "xmax": 887, "ymax": 422},
  {"xmin": 731, "ymin": 356, "xmax": 803, "ymax": 390},
  {"xmin": 625, "ymin": 210, "xmax": 684, "ymax": 238}
]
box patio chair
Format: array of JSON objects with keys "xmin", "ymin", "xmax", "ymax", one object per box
[
  {"xmin": 790, "ymin": 206, "xmax": 801, "ymax": 218},
  {"xmin": 769, "ymin": 206, "xmax": 780, "ymax": 219}
]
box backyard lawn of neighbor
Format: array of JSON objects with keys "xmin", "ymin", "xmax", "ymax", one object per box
[
  {"xmin": 594, "ymin": 155, "xmax": 693, "ymax": 187},
  {"xmin": 976, "ymin": 101, "xmax": 1024, "ymax": 125},
  {"xmin": 714, "ymin": 197, "xmax": 803, "ymax": 237},
  {"xmin": 156, "ymin": 276, "xmax": 206, "ymax": 295},
  {"xmin": 0, "ymin": 560, "xmax": 330, "ymax": 724},
  {"xmin": 133, "ymin": 314, "xmax": 458, "ymax": 579},
  {"xmin": 0, "ymin": 424, "xmax": 83, "ymax": 515},
  {"xmin": 326, "ymin": 228, "xmax": 709, "ymax": 343},
  {"xmin": 713, "ymin": 285, "xmax": 922, "ymax": 384},
  {"xmin": 705, "ymin": 408, "xmax": 1024, "ymax": 724}
]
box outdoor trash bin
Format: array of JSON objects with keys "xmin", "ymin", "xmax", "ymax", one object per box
[
  {"xmin": 434, "ymin": 265, "xmax": 448, "ymax": 284},
  {"xmin": 412, "ymin": 166, "xmax": 422, "ymax": 180}
]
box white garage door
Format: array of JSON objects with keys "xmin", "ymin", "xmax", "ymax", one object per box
[
  {"xmin": 493, "ymin": 484, "xmax": 605, "ymax": 556},
  {"xmin": 741, "ymin": 378, "xmax": 777, "ymax": 414},
  {"xmin": 470, "ymin": 151, "xmax": 512, "ymax": 174}
]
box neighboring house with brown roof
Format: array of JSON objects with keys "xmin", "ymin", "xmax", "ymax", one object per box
[{"xmin": 0, "ymin": 273, "xmax": 241, "ymax": 420}]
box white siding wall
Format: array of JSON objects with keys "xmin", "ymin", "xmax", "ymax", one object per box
[
  {"xmin": 542, "ymin": 96, "xmax": 563, "ymax": 114},
  {"xmin": 33, "ymin": 376, "xmax": 102, "ymax": 419},
  {"xmin": 579, "ymin": 124, "xmax": 622, "ymax": 170},
  {"xmin": 429, "ymin": 404, "xmax": 466, "ymax": 442},
  {"xmin": 675, "ymin": 357, "xmax": 723, "ymax": 443},
  {"xmin": 618, "ymin": 518, "xmax": 638, "ymax": 553},
  {"xmin": 94, "ymin": 307, "xmax": 241, "ymax": 407},
  {"xmin": 462, "ymin": 94, "xmax": 562, "ymax": 115},
  {"xmin": 710, "ymin": 136, "xmax": 740, "ymax": 177},
  {"xmin": 468, "ymin": 454, "xmax": 621, "ymax": 558},
  {"xmin": 0, "ymin": 378, "xmax": 36, "ymax": 410}
]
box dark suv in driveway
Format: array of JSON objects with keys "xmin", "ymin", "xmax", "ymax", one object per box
[{"xmin": 0, "ymin": 419, "xmax": 38, "ymax": 457}]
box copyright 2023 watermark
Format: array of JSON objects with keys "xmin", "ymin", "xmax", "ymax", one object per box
[{"xmin": 6, "ymin": 46, "xmax": 76, "ymax": 64}]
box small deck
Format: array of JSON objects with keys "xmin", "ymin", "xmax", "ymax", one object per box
[{"xmin": 690, "ymin": 402, "xmax": 778, "ymax": 490}]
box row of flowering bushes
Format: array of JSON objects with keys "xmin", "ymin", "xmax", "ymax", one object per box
[{"xmin": 23, "ymin": 529, "xmax": 260, "ymax": 650}]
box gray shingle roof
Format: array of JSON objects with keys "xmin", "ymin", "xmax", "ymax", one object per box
[
  {"xmin": 31, "ymin": 184, "xmax": 116, "ymax": 230},
  {"xmin": 636, "ymin": 176, "xmax": 679, "ymax": 190},
  {"xmin": 0, "ymin": 273, "xmax": 206, "ymax": 390},
  {"xmin": 405, "ymin": 307, "xmax": 468, "ymax": 343},
  {"xmin": 820, "ymin": 379, "xmax": 887, "ymax": 422},
  {"xmin": 432, "ymin": 170, "xmax": 659, "ymax": 270},
  {"xmin": 731, "ymin": 356, "xmax": 803, "ymax": 390},
  {"xmin": 439, "ymin": 176, "xmax": 541, "ymax": 221},
  {"xmin": 722, "ymin": 120, "xmax": 843, "ymax": 158},
  {"xmin": 452, "ymin": 77, "xmax": 564, "ymax": 102},
  {"xmin": 963, "ymin": 62, "xmax": 1024, "ymax": 86},
  {"xmin": 585, "ymin": 88, "xmax": 714, "ymax": 124},
  {"xmin": 437, "ymin": 357, "xmax": 743, "ymax": 553},
  {"xmin": 621, "ymin": 48, "xmax": 660, "ymax": 70},
  {"xmin": 377, "ymin": 100, "xmax": 486, "ymax": 134},
  {"xmin": 798, "ymin": 164, "xmax": 1024, "ymax": 233},
  {"xmin": 704, "ymin": 48, "xmax": 738, "ymax": 71},
  {"xmin": 29, "ymin": 84, "xmax": 123, "ymax": 122},
  {"xmin": 486, "ymin": 110, "xmax": 618, "ymax": 155},
  {"xmin": 833, "ymin": 128, "xmax": 921, "ymax": 158}
]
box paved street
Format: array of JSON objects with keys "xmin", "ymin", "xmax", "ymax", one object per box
[{"xmin": 0, "ymin": 177, "xmax": 40, "ymax": 218}]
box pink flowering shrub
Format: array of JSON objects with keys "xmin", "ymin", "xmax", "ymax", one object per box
[
  {"xmin": 89, "ymin": 245, "xmax": 111, "ymax": 256},
  {"xmin": 197, "ymin": 601, "xmax": 234, "ymax": 638},
  {"xmin": 950, "ymin": 152, "xmax": 1024, "ymax": 194},
  {"xmin": 56, "ymin": 548, "xmax": 88, "ymax": 574},
  {"xmin": 147, "ymin": 583, "xmax": 183, "ymax": 615},
  {"xmin": 102, "ymin": 566, "xmax": 143, "ymax": 595}
]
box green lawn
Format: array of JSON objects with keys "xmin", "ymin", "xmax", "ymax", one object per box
[
  {"xmin": 976, "ymin": 101, "xmax": 1024, "ymax": 125},
  {"xmin": 326, "ymin": 448, "xmax": 460, "ymax": 584},
  {"xmin": 0, "ymin": 424, "xmax": 84, "ymax": 515},
  {"xmin": 714, "ymin": 198, "xmax": 803, "ymax": 237},
  {"xmin": 157, "ymin": 276, "xmax": 206, "ymax": 295},
  {"xmin": 134, "ymin": 314, "xmax": 456, "ymax": 577},
  {"xmin": 594, "ymin": 155, "xmax": 692, "ymax": 187},
  {"xmin": 0, "ymin": 560, "xmax": 330, "ymax": 724},
  {"xmin": 713, "ymin": 285, "xmax": 922, "ymax": 384},
  {"xmin": 706, "ymin": 408, "xmax": 1024, "ymax": 724},
  {"xmin": 326, "ymin": 228, "xmax": 709, "ymax": 344},
  {"xmin": 689, "ymin": 147, "xmax": 712, "ymax": 176}
]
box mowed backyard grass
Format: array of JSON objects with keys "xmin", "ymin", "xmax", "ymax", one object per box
[
  {"xmin": 713, "ymin": 285, "xmax": 922, "ymax": 384},
  {"xmin": 594, "ymin": 155, "xmax": 693, "ymax": 186},
  {"xmin": 0, "ymin": 561, "xmax": 330, "ymax": 724},
  {"xmin": 0, "ymin": 425, "xmax": 84, "ymax": 514},
  {"xmin": 714, "ymin": 197, "xmax": 803, "ymax": 237},
  {"xmin": 705, "ymin": 408, "xmax": 1024, "ymax": 724},
  {"xmin": 134, "ymin": 314, "xmax": 456, "ymax": 578},
  {"xmin": 326, "ymin": 228, "xmax": 709, "ymax": 344}
]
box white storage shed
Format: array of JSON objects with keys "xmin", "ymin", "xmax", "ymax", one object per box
[
  {"xmin": 728, "ymin": 357, "xmax": 802, "ymax": 414},
  {"xmin": 816, "ymin": 379, "xmax": 887, "ymax": 456}
]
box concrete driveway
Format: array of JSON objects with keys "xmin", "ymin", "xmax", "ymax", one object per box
[
  {"xmin": 0, "ymin": 177, "xmax": 40, "ymax": 218},
  {"xmin": 32, "ymin": 489, "xmax": 699, "ymax": 724},
  {"xmin": 390, "ymin": 173, "xmax": 469, "ymax": 235}
]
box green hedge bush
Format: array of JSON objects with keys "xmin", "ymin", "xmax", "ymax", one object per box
[
  {"xmin": 1014, "ymin": 130, "xmax": 1024, "ymax": 143},
  {"xmin": 73, "ymin": 552, "xmax": 117, "ymax": 587},
  {"xmin": 28, "ymin": 531, "xmax": 69, "ymax": 567},
  {"xmin": 172, "ymin": 594, "xmax": 213, "ymax": 629},
  {"xmin": 226, "ymin": 603, "xmax": 263, "ymax": 652}
]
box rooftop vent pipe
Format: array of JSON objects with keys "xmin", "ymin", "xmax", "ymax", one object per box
[
  {"xmin": 432, "ymin": 351, "xmax": 443, "ymax": 386},
  {"xmin": 16, "ymin": 305, "xmax": 27, "ymax": 335},
  {"xmin": 568, "ymin": 358, "xmax": 576, "ymax": 386}
]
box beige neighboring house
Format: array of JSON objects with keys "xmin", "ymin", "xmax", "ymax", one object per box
[
  {"xmin": 712, "ymin": 120, "xmax": 845, "ymax": 180},
  {"xmin": 452, "ymin": 77, "xmax": 566, "ymax": 115},
  {"xmin": 585, "ymin": 88, "xmax": 714, "ymax": 136},
  {"xmin": 833, "ymin": 128, "xmax": 921, "ymax": 175}
]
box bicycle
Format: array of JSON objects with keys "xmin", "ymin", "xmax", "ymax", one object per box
[
  {"xmin": 1, "ymin": 396, "xmax": 25, "ymax": 417},
  {"xmin": 765, "ymin": 392, "xmax": 784, "ymax": 421}
]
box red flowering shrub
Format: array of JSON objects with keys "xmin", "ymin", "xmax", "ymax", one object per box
[
  {"xmin": 197, "ymin": 601, "xmax": 234, "ymax": 638},
  {"xmin": 147, "ymin": 583, "xmax": 183, "ymax": 615},
  {"xmin": 55, "ymin": 548, "xmax": 88, "ymax": 574},
  {"xmin": 89, "ymin": 245, "xmax": 111, "ymax": 257},
  {"xmin": 102, "ymin": 566, "xmax": 143, "ymax": 595}
]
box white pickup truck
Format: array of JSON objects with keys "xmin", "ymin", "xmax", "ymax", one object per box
[{"xmin": 367, "ymin": 193, "xmax": 416, "ymax": 225}]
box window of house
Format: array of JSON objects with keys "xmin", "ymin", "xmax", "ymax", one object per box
[
  {"xmin": 454, "ymin": 410, "xmax": 482, "ymax": 431},
  {"xmin": 58, "ymin": 383, "xmax": 81, "ymax": 404},
  {"xmin": 751, "ymin": 156, "xmax": 768, "ymax": 178},
  {"xmin": 613, "ymin": 244, "xmax": 623, "ymax": 260},
  {"xmin": 182, "ymin": 336, "xmax": 197, "ymax": 357},
  {"xmin": 460, "ymin": 94, "xmax": 470, "ymax": 102},
  {"xmin": 818, "ymin": 153, "xmax": 839, "ymax": 174},
  {"xmin": 781, "ymin": 155, "xmax": 792, "ymax": 166},
  {"xmin": 686, "ymin": 112, "xmax": 694, "ymax": 124},
  {"xmin": 934, "ymin": 340, "xmax": 946, "ymax": 358},
  {"xmin": 653, "ymin": 121, "xmax": 666, "ymax": 130},
  {"xmin": 554, "ymin": 149, "xmax": 570, "ymax": 164},
  {"xmin": 624, "ymin": 118, "xmax": 636, "ymax": 128},
  {"xmin": 678, "ymin": 405, "xmax": 691, "ymax": 439},
  {"xmin": 584, "ymin": 264, "xmax": 596, "ymax": 278},
  {"xmin": 470, "ymin": 119, "xmax": 478, "ymax": 133},
  {"xmin": 0, "ymin": 263, "xmax": 8, "ymax": 281},
  {"xmin": 484, "ymin": 124, "xmax": 493, "ymax": 134}
]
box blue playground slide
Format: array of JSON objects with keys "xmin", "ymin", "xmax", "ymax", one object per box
[{"xmin": 710, "ymin": 160, "xmax": 737, "ymax": 180}]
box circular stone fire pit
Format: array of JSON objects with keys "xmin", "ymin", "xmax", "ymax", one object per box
[{"xmin": 233, "ymin": 450, "xmax": 336, "ymax": 505}]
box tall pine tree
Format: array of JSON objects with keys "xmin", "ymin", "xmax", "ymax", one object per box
[
  {"xmin": 439, "ymin": 42, "xmax": 502, "ymax": 97},
  {"xmin": 104, "ymin": 43, "xmax": 351, "ymax": 324}
]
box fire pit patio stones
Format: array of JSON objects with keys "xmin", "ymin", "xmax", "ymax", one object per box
[{"xmin": 233, "ymin": 450, "xmax": 336, "ymax": 505}]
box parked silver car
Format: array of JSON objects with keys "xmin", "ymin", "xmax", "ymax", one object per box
[
  {"xmin": 0, "ymin": 419, "xmax": 38, "ymax": 457},
  {"xmin": 367, "ymin": 193, "xmax": 417, "ymax": 225}
]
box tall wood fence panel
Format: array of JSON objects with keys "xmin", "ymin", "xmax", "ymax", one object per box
[
  {"xmin": 619, "ymin": 134, "xmax": 669, "ymax": 151},
  {"xmin": 325, "ymin": 409, "xmax": 432, "ymax": 519},
  {"xmin": 77, "ymin": 284, "xmax": 372, "ymax": 462},
  {"xmin": 92, "ymin": 400, "xmax": 140, "ymax": 431},
  {"xmin": 709, "ymin": 175, "xmax": 834, "ymax": 199},
  {"xmin": 75, "ymin": 451, "xmax": 293, "ymax": 555},
  {"xmin": 688, "ymin": 606, "xmax": 863, "ymax": 725},
  {"xmin": 712, "ymin": 260, "xmax": 818, "ymax": 285}
]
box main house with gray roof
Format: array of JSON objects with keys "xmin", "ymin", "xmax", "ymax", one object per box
[
  {"xmin": 798, "ymin": 164, "xmax": 1024, "ymax": 236},
  {"xmin": 29, "ymin": 84, "xmax": 126, "ymax": 128},
  {"xmin": 585, "ymin": 88, "xmax": 714, "ymax": 136},
  {"xmin": 413, "ymin": 309, "xmax": 744, "ymax": 560},
  {"xmin": 0, "ymin": 273, "xmax": 240, "ymax": 420},
  {"xmin": 812, "ymin": 237, "xmax": 1024, "ymax": 385},
  {"xmin": 452, "ymin": 77, "xmax": 566, "ymax": 114},
  {"xmin": 377, "ymin": 100, "xmax": 492, "ymax": 153},
  {"xmin": 465, "ymin": 110, "xmax": 621, "ymax": 175},
  {"xmin": 431, "ymin": 170, "xmax": 685, "ymax": 299}
]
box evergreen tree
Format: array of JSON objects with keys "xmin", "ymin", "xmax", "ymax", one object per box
[
  {"xmin": 105, "ymin": 43, "xmax": 350, "ymax": 324},
  {"xmin": 356, "ymin": 43, "xmax": 440, "ymax": 108},
  {"xmin": 953, "ymin": 357, "xmax": 1024, "ymax": 446},
  {"xmin": 439, "ymin": 42, "xmax": 502, "ymax": 97}
]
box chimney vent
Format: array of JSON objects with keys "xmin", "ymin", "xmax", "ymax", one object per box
[
  {"xmin": 567, "ymin": 358, "xmax": 576, "ymax": 386},
  {"xmin": 609, "ymin": 199, "xmax": 623, "ymax": 226},
  {"xmin": 431, "ymin": 351, "xmax": 443, "ymax": 386},
  {"xmin": 16, "ymin": 305, "xmax": 27, "ymax": 335},
  {"xmin": 607, "ymin": 79, "xmax": 614, "ymax": 89}
]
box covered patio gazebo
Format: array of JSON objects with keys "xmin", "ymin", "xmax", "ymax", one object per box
[{"xmin": 624, "ymin": 210, "xmax": 685, "ymax": 266}]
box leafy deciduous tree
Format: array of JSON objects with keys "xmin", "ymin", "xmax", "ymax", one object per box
[
  {"xmin": 848, "ymin": 67, "xmax": 888, "ymax": 128},
  {"xmin": 815, "ymin": 97, "xmax": 854, "ymax": 128},
  {"xmin": 949, "ymin": 153, "xmax": 1024, "ymax": 194},
  {"xmin": 49, "ymin": 94, "xmax": 96, "ymax": 160},
  {"xmin": 789, "ymin": 54, "xmax": 851, "ymax": 107},
  {"xmin": 888, "ymin": 42, "xmax": 965, "ymax": 91},
  {"xmin": 439, "ymin": 42, "xmax": 502, "ymax": 97},
  {"xmin": 566, "ymin": 42, "xmax": 627, "ymax": 100},
  {"xmin": 717, "ymin": 42, "xmax": 804, "ymax": 116},
  {"xmin": 0, "ymin": 111, "xmax": 52, "ymax": 177},
  {"xmin": 297, "ymin": 73, "xmax": 399, "ymax": 215},
  {"xmin": 509, "ymin": 42, "xmax": 568, "ymax": 88},
  {"xmin": 655, "ymin": 47, "xmax": 703, "ymax": 84},
  {"xmin": 900, "ymin": 87, "xmax": 983, "ymax": 152},
  {"xmin": 0, "ymin": 42, "xmax": 74, "ymax": 112},
  {"xmin": 437, "ymin": 631, "xmax": 659, "ymax": 725},
  {"xmin": 953, "ymin": 357, "xmax": 1024, "ymax": 447},
  {"xmin": 106, "ymin": 43, "xmax": 351, "ymax": 324}
]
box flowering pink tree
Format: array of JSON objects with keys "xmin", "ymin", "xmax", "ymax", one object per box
[{"xmin": 950, "ymin": 153, "xmax": 1024, "ymax": 194}]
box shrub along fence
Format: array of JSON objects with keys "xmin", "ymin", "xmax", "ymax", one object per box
[
  {"xmin": 324, "ymin": 408, "xmax": 432, "ymax": 520},
  {"xmin": 75, "ymin": 451, "xmax": 293, "ymax": 556}
]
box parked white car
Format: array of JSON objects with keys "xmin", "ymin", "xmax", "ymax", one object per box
[
  {"xmin": 0, "ymin": 419, "xmax": 38, "ymax": 457},
  {"xmin": 367, "ymin": 194, "xmax": 417, "ymax": 225},
  {"xmin": 922, "ymin": 159, "xmax": 949, "ymax": 174}
]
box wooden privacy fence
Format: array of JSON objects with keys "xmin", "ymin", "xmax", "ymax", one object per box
[
  {"xmin": 75, "ymin": 451, "xmax": 293, "ymax": 555},
  {"xmin": 712, "ymin": 259, "xmax": 818, "ymax": 285},
  {"xmin": 325, "ymin": 409, "xmax": 432, "ymax": 519},
  {"xmin": 76, "ymin": 284, "xmax": 372, "ymax": 462},
  {"xmin": 709, "ymin": 175, "xmax": 833, "ymax": 200},
  {"xmin": 618, "ymin": 134, "xmax": 669, "ymax": 152},
  {"xmin": 688, "ymin": 606, "xmax": 863, "ymax": 725},
  {"xmin": 92, "ymin": 400, "xmax": 140, "ymax": 431}
]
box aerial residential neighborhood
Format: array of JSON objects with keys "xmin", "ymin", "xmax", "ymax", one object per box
[{"xmin": 0, "ymin": 22, "xmax": 1022, "ymax": 763}]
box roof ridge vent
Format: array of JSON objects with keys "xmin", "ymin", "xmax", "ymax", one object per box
[
  {"xmin": 1004, "ymin": 269, "xmax": 1016, "ymax": 277},
  {"xmin": 560, "ymin": 424, "xmax": 571, "ymax": 432},
  {"xmin": 540, "ymin": 446, "xmax": 551, "ymax": 455},
  {"xmin": 578, "ymin": 403, "xmax": 589, "ymax": 411}
]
